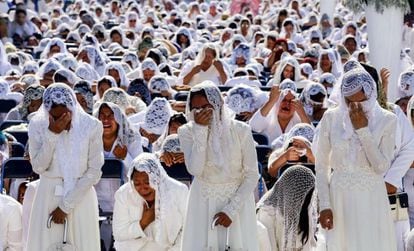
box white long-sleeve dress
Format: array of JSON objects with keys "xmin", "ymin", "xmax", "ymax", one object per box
[
  {"xmin": 112, "ymin": 180, "xmax": 188, "ymax": 251},
  {"xmin": 178, "ymin": 120, "xmax": 260, "ymax": 251},
  {"xmin": 314, "ymin": 107, "xmax": 398, "ymax": 250},
  {"xmin": 26, "ymin": 113, "xmax": 104, "ymax": 251},
  {"xmin": 0, "ymin": 194, "xmax": 22, "ymax": 251}
]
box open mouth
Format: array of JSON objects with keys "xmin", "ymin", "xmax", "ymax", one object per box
[{"xmin": 103, "ymin": 123, "xmax": 112, "ymax": 129}]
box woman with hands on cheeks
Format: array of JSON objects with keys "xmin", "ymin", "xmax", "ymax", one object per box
[
  {"xmin": 112, "ymin": 153, "xmax": 188, "ymax": 251},
  {"xmin": 27, "ymin": 83, "xmax": 103, "ymax": 250}
]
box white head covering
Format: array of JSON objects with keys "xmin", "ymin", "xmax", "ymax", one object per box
[
  {"xmin": 407, "ymin": 95, "xmax": 414, "ymax": 127},
  {"xmin": 122, "ymin": 51, "xmax": 140, "ymax": 69},
  {"xmin": 75, "ymin": 62, "xmax": 100, "ymax": 82},
  {"xmin": 0, "ymin": 40, "xmax": 12, "ymax": 75},
  {"xmin": 141, "ymin": 98, "xmax": 173, "ymax": 135},
  {"xmin": 257, "ymin": 165, "xmax": 316, "ymax": 250},
  {"xmin": 95, "ymin": 102, "xmax": 138, "ymax": 145},
  {"xmin": 318, "ymin": 49, "xmax": 342, "ymax": 78},
  {"xmin": 102, "ymin": 87, "xmax": 131, "ymax": 111},
  {"xmin": 230, "ymin": 43, "xmax": 251, "ymax": 65},
  {"xmin": 225, "ymin": 84, "xmax": 263, "ymax": 114},
  {"xmin": 79, "ymin": 45, "xmax": 107, "ymax": 76},
  {"xmin": 127, "ymin": 153, "xmax": 184, "ymax": 244},
  {"xmin": 398, "ymin": 71, "xmax": 414, "ymax": 98},
  {"xmin": 149, "ymin": 76, "xmax": 171, "ymax": 94},
  {"xmin": 269, "ymin": 56, "xmax": 301, "ymax": 86},
  {"xmin": 185, "ymin": 81, "xmax": 232, "ymax": 171},
  {"xmin": 40, "ymin": 38, "xmax": 68, "ymax": 59},
  {"xmin": 18, "ymin": 85, "xmax": 45, "ymax": 120},
  {"xmin": 194, "ymin": 43, "xmax": 219, "ymax": 66},
  {"xmin": 105, "ymin": 62, "xmax": 130, "ymax": 88},
  {"xmin": 161, "ymin": 134, "xmax": 181, "ymax": 154}
]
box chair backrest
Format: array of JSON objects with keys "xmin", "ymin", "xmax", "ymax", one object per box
[
  {"xmin": 101, "ymin": 158, "xmax": 124, "ymax": 185},
  {"xmin": 0, "ymin": 100, "xmax": 18, "ymax": 113},
  {"xmin": 6, "ymin": 131, "xmax": 28, "ymax": 146},
  {"xmin": 255, "ymin": 145, "xmax": 272, "ymax": 167},
  {"xmin": 162, "ymin": 162, "xmax": 192, "ymax": 182},
  {"xmin": 252, "ymin": 132, "xmax": 269, "ymax": 146},
  {"xmin": 1, "ymin": 158, "xmax": 34, "ymax": 190},
  {"xmin": 0, "ymin": 120, "xmax": 26, "ymax": 131},
  {"xmin": 174, "ymin": 91, "xmax": 189, "ymax": 102},
  {"xmin": 10, "ymin": 142, "xmax": 25, "ymax": 157}
]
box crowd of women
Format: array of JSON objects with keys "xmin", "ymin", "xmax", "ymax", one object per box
[{"xmin": 1, "ymin": 0, "xmax": 414, "ymax": 250}]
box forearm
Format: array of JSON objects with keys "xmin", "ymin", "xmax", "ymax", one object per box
[
  {"xmin": 183, "ymin": 69, "xmax": 197, "ymax": 85},
  {"xmin": 260, "ymin": 100, "xmax": 275, "ymax": 117},
  {"xmin": 268, "ymin": 154, "xmax": 287, "ymax": 177}
]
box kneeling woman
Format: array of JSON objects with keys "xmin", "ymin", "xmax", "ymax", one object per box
[{"xmin": 112, "ymin": 153, "xmax": 189, "ymax": 251}]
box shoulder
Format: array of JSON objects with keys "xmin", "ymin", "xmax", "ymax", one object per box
[
  {"xmin": 115, "ymin": 183, "xmax": 131, "ymax": 200},
  {"xmin": 0, "ymin": 194, "xmax": 21, "ymax": 211},
  {"xmin": 80, "ymin": 112, "xmax": 103, "ymax": 131}
]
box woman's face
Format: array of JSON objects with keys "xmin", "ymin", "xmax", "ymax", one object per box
[
  {"xmin": 76, "ymin": 93, "xmax": 88, "ymax": 112},
  {"xmin": 49, "ymin": 45, "xmax": 61, "ymax": 57},
  {"xmin": 222, "ymin": 32, "xmax": 231, "ymax": 43},
  {"xmin": 108, "ymin": 69, "xmax": 120, "ymax": 84},
  {"xmin": 202, "ymin": 48, "xmax": 216, "ymax": 66},
  {"xmin": 99, "ymin": 105, "xmax": 118, "ymax": 137},
  {"xmin": 284, "ymin": 24, "xmax": 294, "ymax": 34},
  {"xmin": 98, "ymin": 82, "xmax": 111, "ymax": 98},
  {"xmin": 28, "ymin": 99, "xmax": 42, "ymax": 114},
  {"xmin": 282, "ymin": 65, "xmax": 294, "ymax": 80},
  {"xmin": 129, "ymin": 18, "xmax": 137, "ymax": 28},
  {"xmin": 236, "ymin": 56, "xmax": 246, "ymax": 66},
  {"xmin": 344, "ymin": 90, "xmax": 367, "ymax": 106},
  {"xmin": 346, "ymin": 26, "xmax": 356, "ymax": 36},
  {"xmin": 278, "ymin": 92, "xmax": 296, "ymax": 120},
  {"xmin": 178, "ymin": 34, "xmax": 189, "ymax": 45},
  {"xmin": 168, "ymin": 121, "xmax": 181, "ymax": 134},
  {"xmin": 190, "ymin": 94, "xmax": 213, "ymax": 111},
  {"xmin": 111, "ymin": 32, "xmax": 122, "ymax": 44},
  {"xmin": 396, "ymin": 98, "xmax": 410, "ymax": 115},
  {"xmin": 344, "ymin": 38, "xmax": 357, "ymax": 54},
  {"xmin": 143, "ymin": 68, "xmax": 155, "ymax": 82},
  {"xmin": 267, "ymin": 37, "xmax": 276, "ymax": 49},
  {"xmin": 132, "ymin": 171, "xmax": 156, "ymax": 203},
  {"xmin": 320, "ymin": 54, "xmax": 332, "ymax": 73}
]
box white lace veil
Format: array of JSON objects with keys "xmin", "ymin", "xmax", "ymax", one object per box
[
  {"xmin": 102, "ymin": 87, "xmax": 131, "ymax": 111},
  {"xmin": 40, "ymin": 38, "xmax": 68, "ymax": 59},
  {"xmin": 127, "ymin": 153, "xmax": 181, "ymax": 243},
  {"xmin": 142, "ymin": 97, "xmax": 173, "ymax": 135},
  {"xmin": 185, "ymin": 81, "xmax": 232, "ymax": 171},
  {"xmin": 94, "ymin": 102, "xmax": 138, "ymax": 145},
  {"xmin": 269, "ymin": 56, "xmax": 302, "ymax": 86},
  {"xmin": 105, "ymin": 62, "xmax": 130, "ymax": 88},
  {"xmin": 398, "ymin": 70, "xmax": 414, "ymax": 99},
  {"xmin": 257, "ymin": 165, "xmax": 316, "ymax": 250}
]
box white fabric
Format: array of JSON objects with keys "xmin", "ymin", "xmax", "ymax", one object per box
[
  {"xmin": 22, "ymin": 180, "xmax": 39, "ymax": 251},
  {"xmin": 179, "ymin": 83, "xmax": 260, "ymax": 251},
  {"xmin": 113, "ymin": 153, "xmax": 189, "ymax": 251},
  {"xmin": 267, "ymin": 56, "xmax": 302, "ymax": 86},
  {"xmin": 27, "ymin": 84, "xmax": 104, "ymax": 250},
  {"xmin": 0, "ymin": 194, "xmax": 22, "ymax": 251},
  {"xmin": 249, "ymin": 90, "xmax": 302, "ymax": 142},
  {"xmin": 314, "ymin": 106, "xmax": 398, "ymax": 250}
]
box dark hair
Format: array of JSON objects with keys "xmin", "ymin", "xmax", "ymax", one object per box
[
  {"xmin": 110, "ymin": 29, "xmax": 122, "ymax": 38},
  {"xmin": 280, "ymin": 64, "xmax": 296, "ymax": 82},
  {"xmin": 54, "ymin": 73, "xmax": 68, "ymax": 83},
  {"xmin": 15, "ymin": 8, "xmax": 27, "ymax": 17},
  {"xmin": 169, "ymin": 113, "xmax": 187, "ymax": 127},
  {"xmin": 298, "ymin": 188, "xmax": 314, "ymax": 244},
  {"xmin": 147, "ymin": 50, "xmax": 161, "ymax": 65}
]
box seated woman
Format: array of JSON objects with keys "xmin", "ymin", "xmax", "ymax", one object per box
[
  {"xmin": 94, "ymin": 102, "xmax": 142, "ymax": 212},
  {"xmin": 148, "ymin": 76, "xmax": 176, "ymax": 100},
  {"xmin": 73, "ymin": 80, "xmax": 94, "ymax": 115},
  {"xmin": 6, "ymin": 84, "xmax": 44, "ymax": 121},
  {"xmin": 300, "ymin": 82, "xmax": 328, "ymax": 124},
  {"xmin": 249, "ymin": 79, "xmax": 310, "ymax": 142},
  {"xmin": 256, "ymin": 165, "xmax": 317, "ymax": 251},
  {"xmin": 101, "ymin": 87, "xmax": 147, "ymax": 116},
  {"xmin": 95, "ymin": 75, "xmax": 117, "ymax": 102},
  {"xmin": 112, "ymin": 153, "xmax": 188, "ymax": 251},
  {"xmin": 267, "ymin": 135, "xmax": 315, "ymax": 178},
  {"xmin": 178, "ymin": 43, "xmax": 228, "ymax": 86},
  {"xmin": 267, "ymin": 55, "xmax": 301, "ymax": 86}
]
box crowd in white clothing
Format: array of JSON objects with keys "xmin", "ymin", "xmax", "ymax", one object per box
[{"xmin": 2, "ymin": 0, "xmax": 414, "ymax": 250}]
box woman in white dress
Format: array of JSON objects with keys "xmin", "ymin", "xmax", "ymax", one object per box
[
  {"xmin": 257, "ymin": 165, "xmax": 317, "ymax": 251},
  {"xmin": 27, "ymin": 83, "xmax": 104, "ymax": 250},
  {"xmin": 178, "ymin": 43, "xmax": 228, "ymax": 87},
  {"xmin": 178, "ymin": 81, "xmax": 260, "ymax": 250},
  {"xmin": 112, "ymin": 153, "xmax": 188, "ymax": 251},
  {"xmin": 315, "ymin": 68, "xmax": 398, "ymax": 250}
]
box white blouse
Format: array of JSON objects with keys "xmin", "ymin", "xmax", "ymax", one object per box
[
  {"xmin": 113, "ymin": 181, "xmax": 188, "ymax": 251},
  {"xmin": 0, "ymin": 194, "xmax": 22, "ymax": 251}
]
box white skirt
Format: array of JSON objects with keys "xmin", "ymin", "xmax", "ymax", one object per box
[
  {"xmin": 181, "ymin": 178, "xmax": 259, "ymax": 251},
  {"xmin": 326, "ymin": 172, "xmax": 397, "ymax": 251},
  {"xmin": 26, "ymin": 176, "xmax": 100, "ymax": 251}
]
